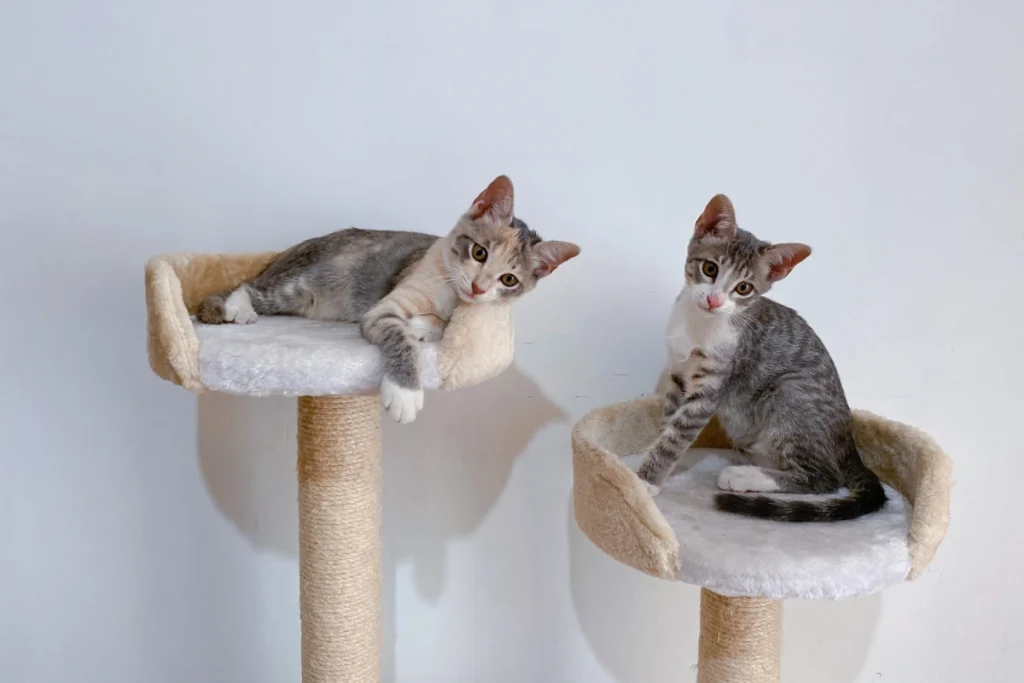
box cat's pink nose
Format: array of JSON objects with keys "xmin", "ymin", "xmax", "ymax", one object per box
[
  {"xmin": 707, "ymin": 294, "xmax": 723, "ymax": 310},
  {"xmin": 471, "ymin": 282, "xmax": 485, "ymax": 296}
]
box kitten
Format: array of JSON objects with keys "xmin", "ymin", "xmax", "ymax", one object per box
[
  {"xmin": 638, "ymin": 194, "xmax": 885, "ymax": 522},
  {"xmin": 196, "ymin": 175, "xmax": 580, "ymax": 423}
]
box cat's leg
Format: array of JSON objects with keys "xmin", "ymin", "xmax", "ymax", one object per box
[
  {"xmin": 196, "ymin": 286, "xmax": 258, "ymax": 324},
  {"xmin": 196, "ymin": 268, "xmax": 312, "ymax": 324},
  {"xmin": 197, "ymin": 285, "xmax": 266, "ymax": 324},
  {"xmin": 660, "ymin": 372, "xmax": 686, "ymax": 429},
  {"xmin": 718, "ymin": 466, "xmax": 791, "ymax": 493},
  {"xmin": 637, "ymin": 354, "xmax": 725, "ymax": 495},
  {"xmin": 407, "ymin": 314, "xmax": 446, "ymax": 343},
  {"xmin": 718, "ymin": 438, "xmax": 842, "ymax": 494},
  {"xmin": 654, "ymin": 365, "xmax": 674, "ymax": 398},
  {"xmin": 637, "ymin": 401, "xmax": 717, "ymax": 496},
  {"xmin": 719, "ymin": 397, "xmax": 846, "ymax": 495},
  {"xmin": 223, "ymin": 286, "xmax": 261, "ymax": 324},
  {"xmin": 245, "ymin": 277, "xmax": 316, "ymax": 317},
  {"xmin": 360, "ymin": 301, "xmax": 423, "ymax": 424},
  {"xmin": 717, "ymin": 464, "xmax": 842, "ymax": 494}
]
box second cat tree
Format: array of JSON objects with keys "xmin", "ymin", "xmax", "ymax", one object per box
[{"xmin": 572, "ymin": 396, "xmax": 953, "ymax": 683}]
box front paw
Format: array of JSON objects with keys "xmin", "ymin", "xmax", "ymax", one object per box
[
  {"xmin": 408, "ymin": 315, "xmax": 445, "ymax": 343},
  {"xmin": 636, "ymin": 460, "xmax": 662, "ymax": 497},
  {"xmin": 380, "ymin": 377, "xmax": 424, "ymax": 424}
]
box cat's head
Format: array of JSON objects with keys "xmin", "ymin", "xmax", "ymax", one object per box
[
  {"xmin": 443, "ymin": 175, "xmax": 580, "ymax": 304},
  {"xmin": 683, "ymin": 194, "xmax": 811, "ymax": 316}
]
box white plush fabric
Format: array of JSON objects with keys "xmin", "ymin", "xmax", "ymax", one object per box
[
  {"xmin": 195, "ymin": 317, "xmax": 442, "ymax": 397},
  {"xmin": 621, "ymin": 450, "xmax": 911, "ymax": 600}
]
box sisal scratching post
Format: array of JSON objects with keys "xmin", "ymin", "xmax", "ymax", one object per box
[
  {"xmin": 145, "ymin": 252, "xmax": 515, "ymax": 683},
  {"xmin": 572, "ymin": 396, "xmax": 953, "ymax": 682},
  {"xmin": 298, "ymin": 396, "xmax": 381, "ymax": 683},
  {"xmin": 697, "ymin": 590, "xmax": 781, "ymax": 683}
]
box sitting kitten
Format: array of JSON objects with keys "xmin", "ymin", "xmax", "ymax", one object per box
[
  {"xmin": 638, "ymin": 194, "xmax": 885, "ymax": 522},
  {"xmin": 196, "ymin": 175, "xmax": 580, "ymax": 423}
]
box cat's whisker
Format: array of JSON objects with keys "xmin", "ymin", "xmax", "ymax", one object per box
[{"xmin": 730, "ymin": 310, "xmax": 762, "ymax": 335}]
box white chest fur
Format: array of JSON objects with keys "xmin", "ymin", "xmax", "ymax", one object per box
[{"xmin": 664, "ymin": 288, "xmax": 739, "ymax": 365}]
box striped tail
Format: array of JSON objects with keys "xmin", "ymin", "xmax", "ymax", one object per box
[{"xmin": 714, "ymin": 469, "xmax": 887, "ymax": 522}]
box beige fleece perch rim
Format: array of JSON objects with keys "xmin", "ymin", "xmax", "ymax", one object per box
[
  {"xmin": 146, "ymin": 251, "xmax": 517, "ymax": 683},
  {"xmin": 571, "ymin": 395, "xmax": 953, "ymax": 683}
]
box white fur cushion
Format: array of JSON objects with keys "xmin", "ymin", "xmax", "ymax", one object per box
[
  {"xmin": 621, "ymin": 450, "xmax": 911, "ymax": 600},
  {"xmin": 195, "ymin": 317, "xmax": 442, "ymax": 396}
]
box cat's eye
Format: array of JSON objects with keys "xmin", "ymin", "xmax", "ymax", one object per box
[
  {"xmin": 735, "ymin": 282, "xmax": 754, "ymax": 296},
  {"xmin": 471, "ymin": 244, "xmax": 488, "ymax": 263},
  {"xmin": 500, "ymin": 273, "xmax": 519, "ymax": 287},
  {"xmin": 701, "ymin": 261, "xmax": 719, "ymax": 279}
]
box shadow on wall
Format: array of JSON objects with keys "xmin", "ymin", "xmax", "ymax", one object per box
[
  {"xmin": 567, "ymin": 496, "xmax": 884, "ymax": 683},
  {"xmin": 197, "ymin": 393, "xmax": 300, "ymax": 555},
  {"xmin": 196, "ymin": 364, "xmax": 567, "ymax": 682}
]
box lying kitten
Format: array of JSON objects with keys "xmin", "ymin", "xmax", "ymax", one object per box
[
  {"xmin": 638, "ymin": 194, "xmax": 885, "ymax": 522},
  {"xmin": 197, "ymin": 175, "xmax": 580, "ymax": 423}
]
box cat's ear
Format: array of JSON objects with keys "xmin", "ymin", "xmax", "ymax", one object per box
[
  {"xmin": 532, "ymin": 241, "xmax": 581, "ymax": 278},
  {"xmin": 694, "ymin": 194, "xmax": 737, "ymax": 240},
  {"xmin": 763, "ymin": 243, "xmax": 812, "ymax": 282},
  {"xmin": 468, "ymin": 175, "xmax": 515, "ymax": 227}
]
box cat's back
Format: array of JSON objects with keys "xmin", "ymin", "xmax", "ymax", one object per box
[
  {"xmin": 251, "ymin": 227, "xmax": 442, "ymax": 322},
  {"xmin": 736, "ymin": 296, "xmax": 838, "ymax": 379},
  {"xmin": 303, "ymin": 227, "xmax": 438, "ymax": 262},
  {"xmin": 265, "ymin": 227, "xmax": 438, "ymax": 279}
]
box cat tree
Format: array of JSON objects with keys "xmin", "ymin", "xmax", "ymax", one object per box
[
  {"xmin": 146, "ymin": 251, "xmax": 515, "ymax": 683},
  {"xmin": 572, "ymin": 397, "xmax": 953, "ymax": 683}
]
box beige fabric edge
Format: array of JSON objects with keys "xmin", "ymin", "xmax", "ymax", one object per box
[
  {"xmin": 145, "ymin": 252, "xmax": 278, "ymax": 392},
  {"xmin": 851, "ymin": 409, "xmax": 954, "ymax": 579},
  {"xmin": 571, "ymin": 397, "xmax": 732, "ymax": 580},
  {"xmin": 144, "ymin": 258, "xmax": 200, "ymax": 391},
  {"xmin": 145, "ymin": 251, "xmax": 515, "ymax": 394},
  {"xmin": 572, "ymin": 397, "xmax": 953, "ymax": 586},
  {"xmin": 437, "ymin": 301, "xmax": 514, "ymax": 390}
]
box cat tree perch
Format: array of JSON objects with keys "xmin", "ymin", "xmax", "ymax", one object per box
[
  {"xmin": 146, "ymin": 251, "xmax": 515, "ymax": 683},
  {"xmin": 572, "ymin": 397, "xmax": 953, "ymax": 683}
]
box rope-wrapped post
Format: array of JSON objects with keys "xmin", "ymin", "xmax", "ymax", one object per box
[
  {"xmin": 298, "ymin": 395, "xmax": 382, "ymax": 683},
  {"xmin": 697, "ymin": 589, "xmax": 782, "ymax": 683}
]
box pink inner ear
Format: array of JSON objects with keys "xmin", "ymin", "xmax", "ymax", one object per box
[
  {"xmin": 533, "ymin": 241, "xmax": 581, "ymax": 278},
  {"xmin": 766, "ymin": 243, "xmax": 812, "ymax": 281},
  {"xmin": 469, "ymin": 175, "xmax": 514, "ymax": 222},
  {"xmin": 695, "ymin": 194, "xmax": 737, "ymax": 238}
]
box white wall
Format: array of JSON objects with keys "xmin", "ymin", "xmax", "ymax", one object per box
[{"xmin": 2, "ymin": 1, "xmax": 1021, "ymax": 682}]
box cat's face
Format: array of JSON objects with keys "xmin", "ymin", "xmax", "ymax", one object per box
[
  {"xmin": 682, "ymin": 194, "xmax": 811, "ymax": 318},
  {"xmin": 443, "ymin": 176, "xmax": 580, "ymax": 304}
]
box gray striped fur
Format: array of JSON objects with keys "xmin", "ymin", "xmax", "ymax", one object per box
[{"xmin": 638, "ymin": 194, "xmax": 885, "ymax": 522}]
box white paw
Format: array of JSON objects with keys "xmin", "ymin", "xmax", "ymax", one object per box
[
  {"xmin": 380, "ymin": 377, "xmax": 424, "ymax": 424},
  {"xmin": 223, "ymin": 288, "xmax": 258, "ymax": 324},
  {"xmin": 407, "ymin": 315, "xmax": 445, "ymax": 343},
  {"xmin": 717, "ymin": 465, "xmax": 780, "ymax": 493},
  {"xmin": 644, "ymin": 482, "xmax": 662, "ymax": 497}
]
